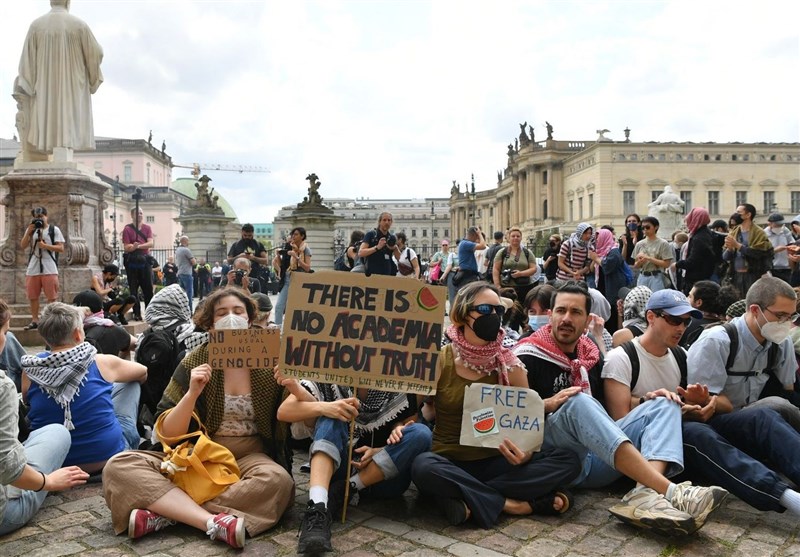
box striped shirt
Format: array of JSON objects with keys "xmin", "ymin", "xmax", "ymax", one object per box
[{"xmin": 556, "ymin": 240, "xmax": 589, "ymax": 281}]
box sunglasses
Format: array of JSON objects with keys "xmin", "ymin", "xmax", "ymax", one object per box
[
  {"xmin": 469, "ymin": 304, "xmax": 505, "ymax": 317},
  {"xmin": 642, "ymin": 225, "xmax": 653, "ymax": 230},
  {"xmin": 655, "ymin": 311, "xmax": 691, "ymax": 327}
]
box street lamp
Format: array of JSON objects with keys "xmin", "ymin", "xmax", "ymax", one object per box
[
  {"xmin": 469, "ymin": 174, "xmax": 476, "ymax": 227},
  {"xmin": 429, "ymin": 201, "xmax": 435, "ymax": 258},
  {"xmin": 111, "ymin": 175, "xmax": 121, "ymax": 263}
]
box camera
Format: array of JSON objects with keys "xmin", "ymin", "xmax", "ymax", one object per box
[
  {"xmin": 108, "ymin": 288, "xmax": 120, "ymax": 299},
  {"xmin": 386, "ymin": 234, "xmax": 397, "ymax": 248},
  {"xmin": 234, "ymin": 269, "xmax": 246, "ymax": 286},
  {"xmin": 31, "ymin": 218, "xmax": 45, "ymax": 229},
  {"xmin": 501, "ymin": 269, "xmax": 514, "ymax": 283}
]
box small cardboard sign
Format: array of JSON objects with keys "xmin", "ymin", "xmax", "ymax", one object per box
[
  {"xmin": 208, "ymin": 328, "xmax": 280, "ymax": 369},
  {"xmin": 279, "ymin": 271, "xmax": 447, "ymax": 395},
  {"xmin": 459, "ymin": 383, "xmax": 545, "ymax": 452}
]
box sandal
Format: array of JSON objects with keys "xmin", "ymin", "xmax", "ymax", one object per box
[
  {"xmin": 23, "ymin": 321, "xmax": 38, "ymax": 330},
  {"xmin": 530, "ymin": 488, "xmax": 574, "ymax": 516}
]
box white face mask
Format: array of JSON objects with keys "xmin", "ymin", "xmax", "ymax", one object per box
[
  {"xmin": 757, "ymin": 308, "xmax": 791, "ymax": 344},
  {"xmin": 528, "ymin": 315, "xmax": 549, "ymax": 332},
  {"xmin": 215, "ymin": 313, "xmax": 249, "ymax": 330}
]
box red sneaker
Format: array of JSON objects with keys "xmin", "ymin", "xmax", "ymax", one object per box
[
  {"xmin": 207, "ymin": 512, "xmax": 246, "ymax": 548},
  {"xmin": 128, "ymin": 509, "xmax": 174, "ymax": 539}
]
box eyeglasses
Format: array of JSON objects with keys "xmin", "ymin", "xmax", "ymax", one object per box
[
  {"xmin": 469, "ymin": 304, "xmax": 505, "ymax": 317},
  {"xmin": 642, "ymin": 225, "xmax": 653, "ymax": 230},
  {"xmin": 655, "ymin": 311, "xmax": 691, "ymax": 327},
  {"xmin": 762, "ymin": 307, "xmax": 799, "ymax": 324}
]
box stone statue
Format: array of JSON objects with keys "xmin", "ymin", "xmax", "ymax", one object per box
[
  {"xmin": 528, "ymin": 124, "xmax": 534, "ymax": 143},
  {"xmin": 507, "ymin": 143, "xmax": 514, "ymax": 157},
  {"xmin": 624, "ymin": 127, "xmax": 631, "ymax": 142},
  {"xmin": 596, "ymin": 128, "xmax": 611, "ymax": 141},
  {"xmin": 648, "ymin": 185, "xmax": 685, "ymax": 237},
  {"xmin": 497, "ymin": 170, "xmax": 502, "ymax": 182},
  {"xmin": 514, "ymin": 138, "xmax": 518, "ymax": 152},
  {"xmin": 545, "ymin": 121, "xmax": 554, "ymax": 140},
  {"xmin": 161, "ymin": 140, "xmax": 166, "ymax": 155},
  {"xmin": 518, "ymin": 121, "xmax": 530, "ymax": 146},
  {"xmin": 13, "ymin": 0, "xmax": 104, "ymax": 160},
  {"xmin": 193, "ymin": 175, "xmax": 219, "ymax": 209},
  {"xmin": 147, "ymin": 130, "xmax": 152, "ymax": 145},
  {"xmin": 302, "ymin": 173, "xmax": 323, "ymax": 206},
  {"xmin": 450, "ymin": 180, "xmax": 459, "ymax": 196}
]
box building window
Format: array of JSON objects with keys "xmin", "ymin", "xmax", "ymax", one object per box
[
  {"xmin": 569, "ymin": 200, "xmax": 574, "ymax": 222},
  {"xmin": 731, "ymin": 154, "xmax": 738, "ymax": 161},
  {"xmin": 791, "ymin": 192, "xmax": 800, "ymax": 213},
  {"xmin": 763, "ymin": 191, "xmax": 775, "ymax": 215},
  {"xmin": 578, "ymin": 197, "xmax": 583, "ymax": 220},
  {"xmin": 543, "ymin": 200, "xmax": 548, "ymax": 220},
  {"xmin": 146, "ymin": 163, "xmax": 151, "ymax": 184},
  {"xmin": 742, "ymin": 154, "xmax": 749, "ymax": 161},
  {"xmin": 543, "ymin": 170, "xmax": 548, "ymax": 185},
  {"xmin": 444, "ymin": 229, "xmax": 449, "ymax": 239},
  {"xmin": 735, "ymin": 191, "xmax": 747, "ymax": 207},
  {"xmin": 123, "ymin": 164, "xmax": 132, "ymax": 182},
  {"xmin": 630, "ymin": 153, "xmax": 638, "ymax": 161},
  {"xmin": 651, "ymin": 191, "xmax": 661, "ymax": 203},
  {"xmin": 623, "ymin": 191, "xmax": 636, "ymax": 216},
  {"xmin": 588, "ymin": 194, "xmax": 594, "ymax": 217},
  {"xmin": 146, "ymin": 216, "xmax": 155, "ymax": 224},
  {"xmin": 708, "ymin": 191, "xmax": 720, "ymax": 215},
  {"xmin": 411, "ymin": 229, "xmax": 417, "ymax": 237},
  {"xmin": 489, "ymin": 207, "xmax": 494, "ymax": 217},
  {"xmin": 686, "ymin": 154, "xmax": 694, "ymax": 161},
  {"xmin": 679, "ymin": 191, "xmax": 692, "ymax": 215},
  {"xmin": 422, "ymin": 229, "xmax": 427, "ymax": 237},
  {"xmin": 676, "ymin": 154, "xmax": 683, "ymax": 161}
]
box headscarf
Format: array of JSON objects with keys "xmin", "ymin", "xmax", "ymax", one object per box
[
  {"xmin": 594, "ymin": 229, "xmax": 616, "ymax": 258},
  {"xmin": 445, "ymin": 324, "xmax": 523, "ymax": 386},
  {"xmin": 685, "ymin": 207, "xmax": 710, "ymax": 235},
  {"xmin": 21, "ymin": 342, "xmax": 97, "ymax": 430},
  {"xmin": 622, "ymin": 285, "xmax": 652, "ymax": 331},
  {"xmin": 144, "ymin": 284, "xmax": 196, "ymax": 344},
  {"xmin": 726, "ymin": 299, "xmax": 747, "ymax": 319},
  {"xmin": 572, "ymin": 222, "xmax": 593, "ymax": 248}
]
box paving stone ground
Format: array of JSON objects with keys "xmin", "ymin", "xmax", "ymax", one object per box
[{"xmin": 2, "ymin": 449, "xmax": 798, "ymax": 557}]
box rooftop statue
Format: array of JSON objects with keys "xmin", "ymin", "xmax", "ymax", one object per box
[{"xmin": 13, "ymin": 0, "xmax": 104, "ymax": 159}]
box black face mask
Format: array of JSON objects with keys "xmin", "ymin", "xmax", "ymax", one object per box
[
  {"xmin": 470, "ymin": 313, "xmax": 502, "ymax": 342},
  {"xmin": 731, "ymin": 214, "xmax": 744, "ymax": 225}
]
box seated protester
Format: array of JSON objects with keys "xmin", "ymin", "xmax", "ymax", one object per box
[
  {"xmin": 0, "ymin": 330, "xmax": 25, "ymax": 392},
  {"xmin": 92, "ymin": 264, "xmax": 136, "ymax": 325},
  {"xmin": 679, "ymin": 281, "xmax": 724, "ymax": 349},
  {"xmin": 689, "ymin": 277, "xmax": 800, "ymax": 429},
  {"xmin": 144, "ymin": 284, "xmax": 205, "ymax": 352},
  {"xmin": 611, "ymin": 286, "xmax": 653, "ymax": 348},
  {"xmin": 219, "ymin": 257, "xmax": 262, "ymax": 295},
  {"xmin": 725, "ymin": 298, "xmax": 747, "ymax": 321},
  {"xmin": 250, "ymin": 293, "xmax": 275, "ymax": 329},
  {"xmin": 519, "ymin": 284, "xmax": 556, "ymax": 340},
  {"xmin": 0, "ymin": 299, "xmax": 90, "ymax": 536},
  {"xmin": 604, "ymin": 289, "xmax": 800, "ymax": 518},
  {"xmin": 21, "ymin": 303, "xmax": 146, "ymax": 473},
  {"xmin": 498, "ymin": 288, "xmax": 524, "ymax": 344},
  {"xmin": 513, "ymin": 281, "xmax": 725, "ymax": 535},
  {"xmin": 411, "ymin": 282, "xmax": 582, "ymax": 530},
  {"xmin": 102, "ymin": 288, "xmax": 294, "ymax": 549},
  {"xmin": 277, "ymin": 376, "xmax": 431, "ymax": 554},
  {"xmin": 73, "ymin": 290, "xmax": 136, "ymax": 359}
]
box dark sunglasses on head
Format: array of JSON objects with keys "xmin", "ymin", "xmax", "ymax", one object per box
[
  {"xmin": 655, "ymin": 311, "xmax": 691, "ymax": 327},
  {"xmin": 469, "ymin": 304, "xmax": 505, "ymax": 316}
]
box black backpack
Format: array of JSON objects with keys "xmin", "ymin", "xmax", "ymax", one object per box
[
  {"xmin": 135, "ymin": 324, "xmax": 185, "ymax": 418},
  {"xmin": 619, "ymin": 340, "xmax": 688, "ymax": 391}
]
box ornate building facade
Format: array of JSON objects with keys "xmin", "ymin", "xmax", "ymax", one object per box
[{"xmin": 449, "ymin": 128, "xmax": 800, "ymax": 246}]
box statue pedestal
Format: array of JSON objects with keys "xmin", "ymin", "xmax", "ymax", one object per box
[
  {"xmin": 176, "ymin": 212, "xmax": 235, "ymax": 264},
  {"xmin": 275, "ymin": 205, "xmax": 341, "ymax": 270},
  {"xmin": 0, "ymin": 162, "xmax": 113, "ymax": 304},
  {"xmin": 650, "ymin": 211, "xmax": 683, "ymax": 240}
]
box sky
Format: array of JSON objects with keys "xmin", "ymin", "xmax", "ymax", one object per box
[{"xmin": 1, "ymin": 0, "xmax": 799, "ymax": 224}]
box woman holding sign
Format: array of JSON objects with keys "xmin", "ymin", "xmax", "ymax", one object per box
[
  {"xmin": 101, "ymin": 288, "xmax": 294, "ymax": 549},
  {"xmin": 411, "ymin": 282, "xmax": 582, "ymax": 528}
]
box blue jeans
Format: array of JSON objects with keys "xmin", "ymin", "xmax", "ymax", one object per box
[
  {"xmin": 177, "ymin": 274, "xmax": 194, "ymax": 312},
  {"xmin": 274, "ymin": 273, "xmax": 292, "ymax": 326},
  {"xmin": 637, "ymin": 272, "xmax": 666, "ymax": 292},
  {"xmin": 682, "ymin": 407, "xmax": 800, "ymax": 512},
  {"xmin": 112, "ymin": 381, "xmax": 141, "ymax": 451},
  {"xmin": 310, "ymin": 417, "xmax": 432, "ymax": 498},
  {"xmin": 0, "ymin": 424, "xmax": 71, "ymax": 535},
  {"xmin": 542, "ymin": 394, "xmax": 683, "ymax": 488}
]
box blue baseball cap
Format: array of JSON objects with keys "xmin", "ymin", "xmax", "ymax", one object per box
[{"xmin": 645, "ymin": 289, "xmax": 702, "ymax": 319}]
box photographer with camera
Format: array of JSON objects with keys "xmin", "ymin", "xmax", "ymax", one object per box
[
  {"xmin": 91, "ymin": 264, "xmax": 136, "ymax": 325},
  {"xmin": 174, "ymin": 235, "xmax": 197, "ymax": 312},
  {"xmin": 19, "ymin": 207, "xmax": 64, "ymax": 330},
  {"xmin": 358, "ymin": 212, "xmax": 402, "ymax": 276},
  {"xmin": 219, "ymin": 257, "xmax": 261, "ymax": 294},
  {"xmin": 122, "ymin": 207, "xmax": 154, "ymax": 321},
  {"xmin": 273, "ymin": 227, "xmax": 312, "ymax": 326},
  {"xmin": 227, "ymin": 223, "xmax": 268, "ymax": 294}
]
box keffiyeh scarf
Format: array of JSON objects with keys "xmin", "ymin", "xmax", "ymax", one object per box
[
  {"xmin": 513, "ymin": 325, "xmax": 599, "ymax": 395},
  {"xmin": 21, "ymin": 342, "xmax": 97, "ymax": 430},
  {"xmin": 144, "ymin": 284, "xmax": 196, "ymax": 343},
  {"xmin": 445, "ymin": 324, "xmax": 522, "ymax": 386},
  {"xmin": 622, "ymin": 285, "xmax": 652, "ymax": 330}
]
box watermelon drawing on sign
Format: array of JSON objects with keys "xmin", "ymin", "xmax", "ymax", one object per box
[
  {"xmin": 470, "ymin": 408, "xmax": 498, "ymax": 436},
  {"xmin": 474, "ymin": 416, "xmax": 496, "ymax": 433},
  {"xmin": 416, "ymin": 286, "xmax": 439, "ymax": 311}
]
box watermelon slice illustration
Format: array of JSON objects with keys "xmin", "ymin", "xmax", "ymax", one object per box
[
  {"xmin": 473, "ymin": 416, "xmax": 496, "ymax": 433},
  {"xmin": 416, "ymin": 286, "xmax": 439, "ymax": 311}
]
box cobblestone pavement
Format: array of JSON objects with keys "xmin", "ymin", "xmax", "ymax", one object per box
[{"xmin": 2, "ymin": 449, "xmax": 798, "ymax": 557}]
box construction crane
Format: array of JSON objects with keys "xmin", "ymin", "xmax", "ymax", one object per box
[{"xmin": 172, "ymin": 162, "xmax": 271, "ymax": 178}]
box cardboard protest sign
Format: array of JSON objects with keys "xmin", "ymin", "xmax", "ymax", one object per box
[
  {"xmin": 459, "ymin": 383, "xmax": 545, "ymax": 452},
  {"xmin": 208, "ymin": 328, "xmax": 280, "ymax": 369},
  {"xmin": 279, "ymin": 270, "xmax": 447, "ymax": 395}
]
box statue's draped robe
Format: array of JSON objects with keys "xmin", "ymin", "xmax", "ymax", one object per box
[{"xmin": 15, "ymin": 7, "xmax": 103, "ymax": 152}]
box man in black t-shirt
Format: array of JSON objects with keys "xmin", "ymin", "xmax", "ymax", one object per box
[
  {"xmin": 227, "ymin": 223, "xmax": 267, "ymax": 293},
  {"xmin": 162, "ymin": 256, "xmax": 178, "ymax": 286},
  {"xmin": 358, "ymin": 212, "xmax": 401, "ymax": 276},
  {"xmin": 542, "ymin": 234, "xmax": 561, "ymax": 282},
  {"xmin": 482, "ymin": 231, "xmax": 505, "ymax": 281}
]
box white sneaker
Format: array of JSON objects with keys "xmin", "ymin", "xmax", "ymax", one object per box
[
  {"xmin": 608, "ymin": 486, "xmax": 695, "ymax": 536},
  {"xmin": 669, "ymin": 481, "xmax": 728, "ymax": 529}
]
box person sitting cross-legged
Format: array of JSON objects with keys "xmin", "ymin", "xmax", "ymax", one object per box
[{"xmin": 277, "ymin": 371, "xmax": 431, "ymax": 554}]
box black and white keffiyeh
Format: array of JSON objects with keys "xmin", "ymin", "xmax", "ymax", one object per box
[
  {"xmin": 622, "ymin": 285, "xmax": 652, "ymax": 331},
  {"xmin": 144, "ymin": 284, "xmax": 196, "ymax": 344},
  {"xmin": 21, "ymin": 342, "xmax": 97, "ymax": 430}
]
